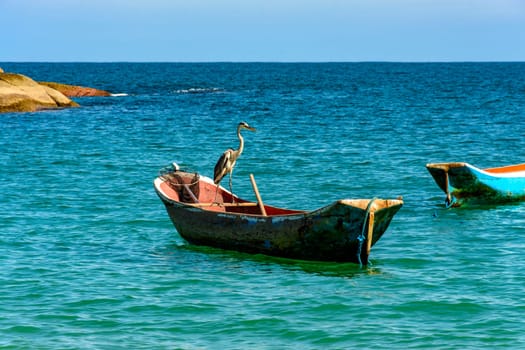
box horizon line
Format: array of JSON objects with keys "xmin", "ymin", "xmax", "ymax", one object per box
[{"xmin": 1, "ymin": 60, "xmax": 524, "ymax": 64}]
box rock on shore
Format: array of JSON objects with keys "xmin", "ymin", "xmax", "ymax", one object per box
[
  {"xmin": 0, "ymin": 72, "xmax": 79, "ymax": 113},
  {"xmin": 39, "ymin": 81, "xmax": 111, "ymax": 97},
  {"xmin": 0, "ymin": 68, "xmax": 112, "ymax": 113}
]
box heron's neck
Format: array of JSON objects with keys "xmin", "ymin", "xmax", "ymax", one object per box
[{"xmin": 237, "ymin": 128, "xmax": 245, "ymax": 154}]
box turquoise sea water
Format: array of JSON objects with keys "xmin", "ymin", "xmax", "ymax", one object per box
[{"xmin": 1, "ymin": 62, "xmax": 525, "ymax": 349}]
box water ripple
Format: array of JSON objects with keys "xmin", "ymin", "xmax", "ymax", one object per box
[{"xmin": 1, "ymin": 62, "xmax": 525, "ymax": 349}]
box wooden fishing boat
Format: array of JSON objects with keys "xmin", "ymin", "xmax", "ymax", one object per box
[
  {"xmin": 426, "ymin": 162, "xmax": 525, "ymax": 207},
  {"xmin": 153, "ymin": 163, "xmax": 403, "ymax": 265}
]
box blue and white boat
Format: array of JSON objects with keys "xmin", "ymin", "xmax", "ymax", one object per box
[{"xmin": 426, "ymin": 162, "xmax": 525, "ymax": 207}]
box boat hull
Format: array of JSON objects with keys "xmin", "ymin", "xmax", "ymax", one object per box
[
  {"xmin": 160, "ymin": 197, "xmax": 402, "ymax": 263},
  {"xmin": 154, "ymin": 167, "xmax": 403, "ymax": 264},
  {"xmin": 426, "ymin": 162, "xmax": 525, "ymax": 207}
]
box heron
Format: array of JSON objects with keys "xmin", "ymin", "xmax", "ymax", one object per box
[{"xmin": 213, "ymin": 121, "xmax": 256, "ymax": 201}]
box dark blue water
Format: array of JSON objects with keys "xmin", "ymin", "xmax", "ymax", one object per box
[{"xmin": 1, "ymin": 62, "xmax": 525, "ymax": 349}]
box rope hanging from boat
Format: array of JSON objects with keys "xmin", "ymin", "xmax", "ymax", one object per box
[
  {"xmin": 444, "ymin": 171, "xmax": 453, "ymax": 208},
  {"xmin": 356, "ymin": 198, "xmax": 377, "ymax": 267}
]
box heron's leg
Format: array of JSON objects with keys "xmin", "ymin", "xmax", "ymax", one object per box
[
  {"xmin": 229, "ymin": 171, "xmax": 234, "ymax": 203},
  {"xmin": 213, "ymin": 185, "xmax": 220, "ymax": 203}
]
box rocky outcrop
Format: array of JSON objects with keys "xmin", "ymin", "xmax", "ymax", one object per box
[
  {"xmin": 39, "ymin": 81, "xmax": 111, "ymax": 97},
  {"xmin": 0, "ymin": 66, "xmax": 115, "ymax": 113},
  {"xmin": 0, "ymin": 72, "xmax": 79, "ymax": 113}
]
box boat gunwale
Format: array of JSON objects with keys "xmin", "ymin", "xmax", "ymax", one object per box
[
  {"xmin": 154, "ymin": 175, "xmax": 403, "ymax": 218},
  {"xmin": 153, "ymin": 176, "xmax": 306, "ymax": 218}
]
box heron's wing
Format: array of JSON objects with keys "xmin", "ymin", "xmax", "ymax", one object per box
[{"xmin": 214, "ymin": 149, "xmax": 232, "ymax": 184}]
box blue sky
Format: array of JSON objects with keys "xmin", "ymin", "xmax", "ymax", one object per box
[{"xmin": 2, "ymin": 0, "xmax": 524, "ymax": 62}]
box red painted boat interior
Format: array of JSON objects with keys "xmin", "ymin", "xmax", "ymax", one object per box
[
  {"xmin": 158, "ymin": 172, "xmax": 304, "ymax": 216},
  {"xmin": 484, "ymin": 163, "xmax": 525, "ymax": 174}
]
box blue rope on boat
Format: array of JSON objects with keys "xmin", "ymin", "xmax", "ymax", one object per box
[
  {"xmin": 445, "ymin": 195, "xmax": 457, "ymax": 209},
  {"xmin": 356, "ymin": 198, "xmax": 377, "ymax": 267}
]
